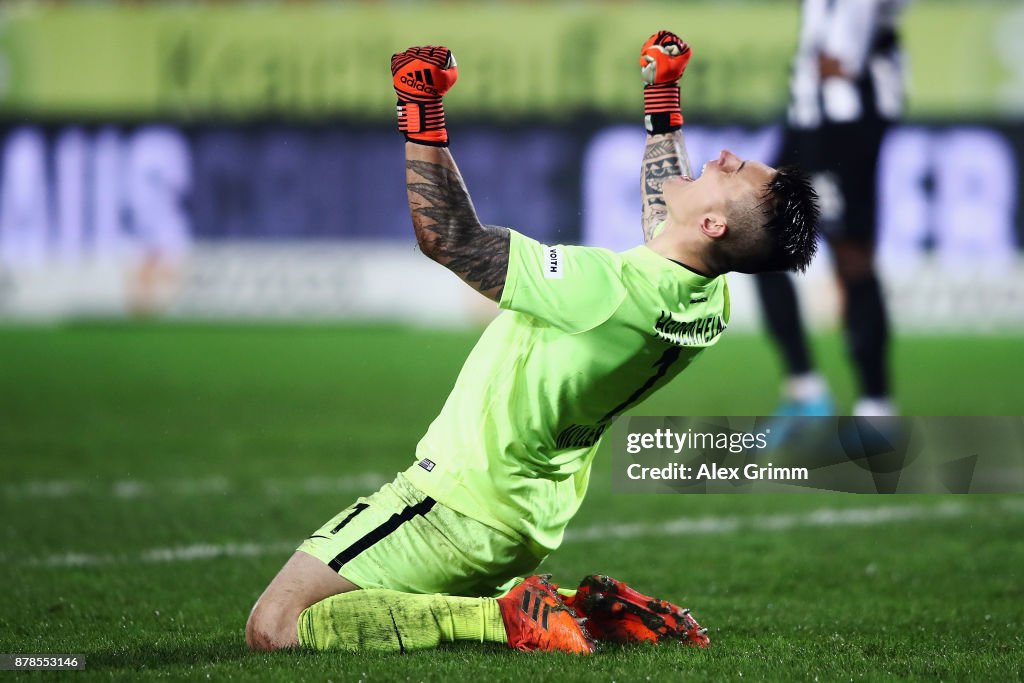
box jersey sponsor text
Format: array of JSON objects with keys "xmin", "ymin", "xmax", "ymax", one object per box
[{"xmin": 653, "ymin": 310, "xmax": 726, "ymax": 346}]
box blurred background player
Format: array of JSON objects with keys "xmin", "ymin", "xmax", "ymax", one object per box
[{"xmin": 755, "ymin": 0, "xmax": 909, "ymax": 417}]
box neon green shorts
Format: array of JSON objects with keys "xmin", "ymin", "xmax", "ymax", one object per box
[{"xmin": 298, "ymin": 473, "xmax": 543, "ymax": 597}]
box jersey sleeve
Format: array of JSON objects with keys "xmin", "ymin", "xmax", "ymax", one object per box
[{"xmin": 499, "ymin": 230, "xmax": 627, "ymax": 333}]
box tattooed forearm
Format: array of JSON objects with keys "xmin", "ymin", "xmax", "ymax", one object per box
[
  {"xmin": 406, "ymin": 153, "xmax": 510, "ymax": 301},
  {"xmin": 641, "ymin": 131, "xmax": 692, "ymax": 242}
]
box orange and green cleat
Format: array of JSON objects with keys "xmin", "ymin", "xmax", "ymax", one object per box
[
  {"xmin": 563, "ymin": 574, "xmax": 710, "ymax": 647},
  {"xmin": 497, "ymin": 575, "xmax": 596, "ymax": 654}
]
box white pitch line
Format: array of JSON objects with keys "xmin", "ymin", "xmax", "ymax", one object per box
[
  {"xmin": 999, "ymin": 497, "xmax": 1024, "ymax": 513},
  {"xmin": 2, "ymin": 473, "xmax": 391, "ymax": 500},
  {"xmin": 25, "ymin": 542, "xmax": 300, "ymax": 569},
  {"xmin": 3, "ymin": 480, "xmax": 88, "ymax": 498},
  {"xmin": 24, "ymin": 501, "xmax": 985, "ymax": 569},
  {"xmin": 140, "ymin": 542, "xmax": 298, "ymax": 564},
  {"xmin": 562, "ymin": 500, "xmax": 966, "ymax": 542}
]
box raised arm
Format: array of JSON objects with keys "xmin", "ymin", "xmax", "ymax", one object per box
[
  {"xmin": 392, "ymin": 46, "xmax": 510, "ymax": 301},
  {"xmin": 405, "ymin": 143, "xmax": 510, "ymax": 301},
  {"xmin": 638, "ymin": 30, "xmax": 693, "ymax": 243},
  {"xmin": 642, "ymin": 132, "xmax": 692, "ymax": 243}
]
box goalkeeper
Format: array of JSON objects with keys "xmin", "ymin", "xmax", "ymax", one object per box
[{"xmin": 246, "ymin": 31, "xmax": 820, "ymax": 654}]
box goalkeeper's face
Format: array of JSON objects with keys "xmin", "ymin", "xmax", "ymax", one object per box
[
  {"xmin": 662, "ymin": 149, "xmax": 775, "ymax": 225},
  {"xmin": 663, "ymin": 150, "xmax": 822, "ymax": 274}
]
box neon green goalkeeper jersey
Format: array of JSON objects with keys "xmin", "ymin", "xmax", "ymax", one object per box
[{"xmin": 404, "ymin": 229, "xmax": 729, "ymax": 556}]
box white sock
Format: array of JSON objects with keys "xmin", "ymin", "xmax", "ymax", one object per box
[
  {"xmin": 784, "ymin": 373, "xmax": 829, "ymax": 403},
  {"xmin": 853, "ymin": 398, "xmax": 897, "ymax": 417}
]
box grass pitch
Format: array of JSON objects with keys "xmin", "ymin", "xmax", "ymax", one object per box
[{"xmin": 1, "ymin": 324, "xmax": 1022, "ymax": 681}]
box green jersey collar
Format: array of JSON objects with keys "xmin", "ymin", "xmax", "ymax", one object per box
[{"xmin": 628, "ymin": 244, "xmax": 718, "ymax": 287}]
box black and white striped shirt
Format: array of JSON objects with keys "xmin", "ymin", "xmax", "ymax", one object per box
[{"xmin": 788, "ymin": 0, "xmax": 909, "ymax": 127}]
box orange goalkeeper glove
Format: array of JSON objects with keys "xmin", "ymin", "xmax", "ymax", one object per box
[
  {"xmin": 391, "ymin": 45, "xmax": 459, "ymax": 147},
  {"xmin": 639, "ymin": 30, "xmax": 692, "ymax": 134}
]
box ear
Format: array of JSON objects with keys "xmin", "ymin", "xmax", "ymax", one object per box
[{"xmin": 700, "ymin": 214, "xmax": 728, "ymax": 240}]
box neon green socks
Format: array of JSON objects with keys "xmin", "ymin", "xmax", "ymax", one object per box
[{"xmin": 297, "ymin": 590, "xmax": 508, "ymax": 652}]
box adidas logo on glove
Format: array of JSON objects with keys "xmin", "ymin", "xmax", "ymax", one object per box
[{"xmin": 400, "ymin": 70, "xmax": 440, "ymax": 97}]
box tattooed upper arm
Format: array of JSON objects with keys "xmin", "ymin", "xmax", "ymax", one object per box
[
  {"xmin": 405, "ymin": 153, "xmax": 510, "ymax": 302},
  {"xmin": 641, "ymin": 132, "xmax": 691, "ymax": 243}
]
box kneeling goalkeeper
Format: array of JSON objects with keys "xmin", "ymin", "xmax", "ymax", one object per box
[{"xmin": 247, "ymin": 31, "xmax": 820, "ymax": 654}]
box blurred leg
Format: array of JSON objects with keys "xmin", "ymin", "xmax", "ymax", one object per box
[
  {"xmin": 754, "ymin": 271, "xmax": 832, "ymax": 413},
  {"xmin": 754, "ymin": 271, "xmax": 814, "ymax": 377},
  {"xmin": 759, "ymin": 127, "xmax": 832, "ymax": 412},
  {"xmin": 821, "ymin": 118, "xmax": 893, "ymax": 414},
  {"xmin": 832, "ymin": 239, "xmax": 890, "ymax": 403}
]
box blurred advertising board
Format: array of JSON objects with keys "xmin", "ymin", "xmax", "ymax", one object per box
[
  {"xmin": 0, "ymin": 2, "xmax": 1020, "ymax": 122},
  {"xmin": 0, "ymin": 122, "xmax": 1020, "ymax": 329}
]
